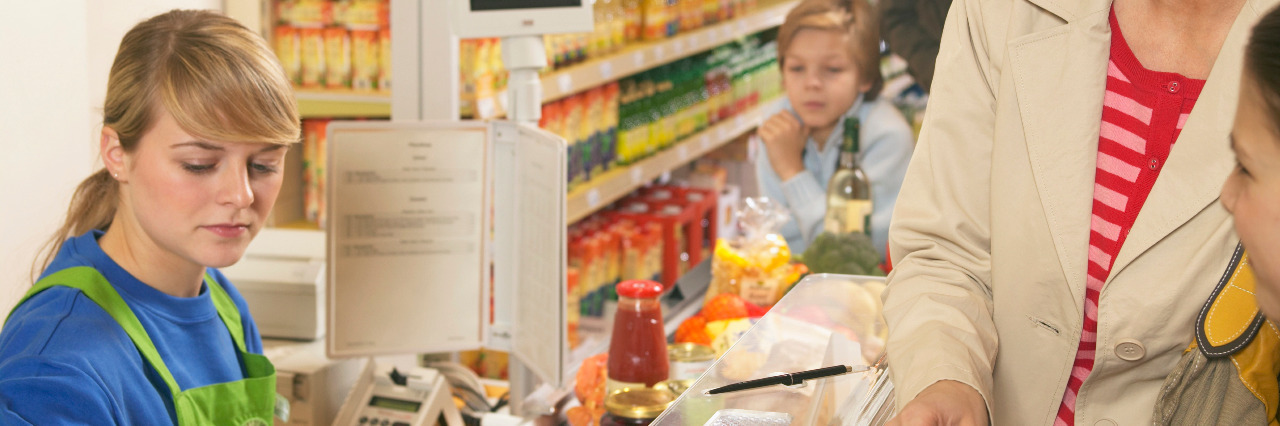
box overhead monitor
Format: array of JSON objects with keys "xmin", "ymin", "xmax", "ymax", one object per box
[{"xmin": 450, "ymin": 0, "xmax": 593, "ymax": 38}]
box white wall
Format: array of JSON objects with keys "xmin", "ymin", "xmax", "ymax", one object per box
[{"xmin": 0, "ymin": 0, "xmax": 220, "ymax": 315}]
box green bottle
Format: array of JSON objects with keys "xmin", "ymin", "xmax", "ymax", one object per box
[{"xmin": 823, "ymin": 117, "xmax": 873, "ymax": 236}]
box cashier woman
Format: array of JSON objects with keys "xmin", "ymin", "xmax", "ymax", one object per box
[{"xmin": 0, "ymin": 10, "xmax": 299, "ymax": 424}]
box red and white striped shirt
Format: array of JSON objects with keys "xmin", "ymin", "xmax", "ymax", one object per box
[{"xmin": 1054, "ymin": 9, "xmax": 1205, "ymax": 425}]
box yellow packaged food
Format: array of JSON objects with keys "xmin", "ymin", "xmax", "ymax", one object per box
[
  {"xmin": 377, "ymin": 28, "xmax": 391, "ymax": 92},
  {"xmin": 351, "ymin": 29, "xmax": 378, "ymax": 91},
  {"xmin": 274, "ymin": 26, "xmax": 301, "ymax": 85},
  {"xmin": 707, "ymin": 198, "xmax": 796, "ymax": 307},
  {"xmin": 323, "ymin": 27, "xmax": 351, "ymax": 89},
  {"xmin": 299, "ymin": 28, "xmax": 326, "ymax": 88}
]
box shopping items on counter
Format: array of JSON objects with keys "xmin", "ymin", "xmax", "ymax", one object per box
[
  {"xmin": 708, "ymin": 197, "xmax": 806, "ymax": 308},
  {"xmin": 607, "ymin": 280, "xmax": 670, "ymax": 395},
  {"xmin": 799, "ymin": 232, "xmax": 886, "ymax": 277}
]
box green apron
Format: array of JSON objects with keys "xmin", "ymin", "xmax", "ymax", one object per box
[{"xmin": 9, "ymin": 266, "xmax": 277, "ymax": 426}]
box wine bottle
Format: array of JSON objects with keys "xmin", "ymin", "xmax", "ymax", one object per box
[{"xmin": 823, "ymin": 117, "xmax": 872, "ymax": 235}]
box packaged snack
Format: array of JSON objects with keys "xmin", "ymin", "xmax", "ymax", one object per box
[
  {"xmin": 474, "ymin": 39, "xmax": 497, "ymax": 119},
  {"xmin": 302, "ymin": 119, "xmax": 331, "ymax": 227},
  {"xmin": 377, "ymin": 27, "xmax": 391, "ymax": 92},
  {"xmin": 289, "ymin": 0, "xmax": 333, "ymax": 28},
  {"xmin": 351, "ymin": 29, "xmax": 379, "ymax": 91},
  {"xmin": 708, "ymin": 197, "xmax": 802, "ymax": 307},
  {"xmin": 300, "ymin": 27, "xmax": 326, "ymax": 88},
  {"xmin": 274, "ymin": 26, "xmax": 302, "ymax": 85},
  {"xmin": 323, "ymin": 27, "xmax": 351, "ymax": 89},
  {"xmin": 342, "ymin": 0, "xmax": 384, "ymax": 30}
]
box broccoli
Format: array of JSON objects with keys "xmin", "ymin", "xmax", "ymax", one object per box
[{"xmin": 799, "ymin": 232, "xmax": 885, "ymax": 277}]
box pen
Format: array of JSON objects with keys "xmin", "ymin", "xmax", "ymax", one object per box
[{"xmin": 703, "ymin": 364, "xmax": 870, "ymax": 395}]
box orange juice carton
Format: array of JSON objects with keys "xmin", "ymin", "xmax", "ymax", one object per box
[
  {"xmin": 323, "ymin": 27, "xmax": 351, "ymax": 89},
  {"xmin": 299, "ymin": 27, "xmax": 326, "ymax": 88},
  {"xmin": 350, "ymin": 29, "xmax": 379, "ymax": 91}
]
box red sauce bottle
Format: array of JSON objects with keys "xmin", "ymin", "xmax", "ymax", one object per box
[{"xmin": 606, "ymin": 280, "xmax": 669, "ymax": 394}]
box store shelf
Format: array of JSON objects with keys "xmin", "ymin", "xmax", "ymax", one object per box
[
  {"xmin": 540, "ymin": 0, "xmax": 797, "ymax": 103},
  {"xmin": 295, "ymin": 88, "xmax": 391, "ymax": 119},
  {"xmin": 566, "ymin": 97, "xmax": 781, "ymax": 223}
]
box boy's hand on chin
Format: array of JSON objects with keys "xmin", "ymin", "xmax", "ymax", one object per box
[{"xmin": 760, "ymin": 111, "xmax": 809, "ymax": 180}]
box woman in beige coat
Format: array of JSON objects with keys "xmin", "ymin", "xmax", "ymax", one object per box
[{"xmin": 881, "ymin": 0, "xmax": 1280, "ymax": 423}]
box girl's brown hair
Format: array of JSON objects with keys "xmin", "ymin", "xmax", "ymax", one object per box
[
  {"xmin": 1247, "ymin": 4, "xmax": 1280, "ymax": 136},
  {"xmin": 34, "ymin": 9, "xmax": 301, "ymax": 278},
  {"xmin": 776, "ymin": 0, "xmax": 884, "ymax": 100}
]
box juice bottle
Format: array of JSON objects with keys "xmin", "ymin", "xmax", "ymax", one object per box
[
  {"xmin": 586, "ymin": 88, "xmax": 605, "ymax": 178},
  {"xmin": 606, "ymin": 280, "xmax": 669, "ymax": 394},
  {"xmin": 567, "ymin": 267, "xmax": 581, "ymax": 348},
  {"xmin": 603, "ymin": 82, "xmax": 620, "ymax": 171},
  {"xmin": 578, "ymin": 92, "xmax": 598, "ymax": 181},
  {"xmin": 642, "ymin": 0, "xmax": 667, "ymax": 41},
  {"xmin": 352, "ymin": 29, "xmax": 379, "ymax": 91},
  {"xmin": 377, "ymin": 27, "xmax": 392, "ymax": 92},
  {"xmin": 563, "ymin": 96, "xmax": 583, "ymax": 188},
  {"xmin": 274, "ymin": 26, "xmax": 302, "ymax": 85}
]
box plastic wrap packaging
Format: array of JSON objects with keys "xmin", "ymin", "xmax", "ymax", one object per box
[
  {"xmin": 655, "ymin": 275, "xmax": 895, "ymax": 426},
  {"xmin": 708, "ymin": 197, "xmax": 805, "ymax": 307}
]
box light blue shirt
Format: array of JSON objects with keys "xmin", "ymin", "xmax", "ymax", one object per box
[{"xmin": 755, "ymin": 96, "xmax": 916, "ymax": 257}]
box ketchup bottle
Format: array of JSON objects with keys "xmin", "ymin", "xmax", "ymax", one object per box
[{"xmin": 606, "ymin": 280, "xmax": 669, "ymax": 395}]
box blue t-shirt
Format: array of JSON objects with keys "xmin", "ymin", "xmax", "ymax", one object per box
[{"xmin": 0, "ymin": 230, "xmax": 263, "ymax": 425}]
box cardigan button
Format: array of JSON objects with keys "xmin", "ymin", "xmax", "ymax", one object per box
[{"xmin": 1115, "ymin": 339, "xmax": 1146, "ymax": 361}]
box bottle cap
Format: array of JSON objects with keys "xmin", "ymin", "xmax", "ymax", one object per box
[{"xmin": 617, "ymin": 280, "xmax": 664, "ymax": 299}]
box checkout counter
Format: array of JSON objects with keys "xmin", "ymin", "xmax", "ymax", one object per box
[{"xmin": 653, "ymin": 274, "xmax": 897, "ymax": 425}]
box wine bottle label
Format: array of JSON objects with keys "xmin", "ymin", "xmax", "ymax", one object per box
[
  {"xmin": 824, "ymin": 199, "xmax": 873, "ymax": 235},
  {"xmin": 844, "ymin": 200, "xmax": 872, "ymax": 233}
]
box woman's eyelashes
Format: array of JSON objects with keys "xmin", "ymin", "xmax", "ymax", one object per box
[{"xmin": 180, "ymin": 160, "xmax": 280, "ymax": 175}]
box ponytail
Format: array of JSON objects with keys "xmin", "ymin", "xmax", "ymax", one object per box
[{"xmin": 32, "ymin": 169, "xmax": 118, "ymax": 280}]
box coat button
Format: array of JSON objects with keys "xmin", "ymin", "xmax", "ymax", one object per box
[
  {"xmin": 1095, "ymin": 419, "xmax": 1118, "ymax": 426},
  {"xmin": 1115, "ymin": 339, "xmax": 1146, "ymax": 361},
  {"xmin": 1168, "ymin": 81, "xmax": 1180, "ymax": 93}
]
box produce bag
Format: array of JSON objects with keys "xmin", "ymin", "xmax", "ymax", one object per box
[{"xmin": 708, "ymin": 197, "xmax": 805, "ymax": 307}]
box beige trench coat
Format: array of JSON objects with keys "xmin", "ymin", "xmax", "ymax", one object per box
[{"xmin": 882, "ymin": 0, "xmax": 1280, "ymax": 422}]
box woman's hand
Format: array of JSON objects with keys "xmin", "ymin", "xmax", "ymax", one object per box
[
  {"xmin": 758, "ymin": 112, "xmax": 808, "ymax": 181},
  {"xmin": 885, "ymin": 380, "xmax": 989, "ymax": 426}
]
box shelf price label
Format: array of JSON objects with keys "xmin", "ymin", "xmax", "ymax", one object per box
[
  {"xmin": 633, "ymin": 52, "xmax": 645, "ymax": 68},
  {"xmin": 630, "ymin": 166, "xmax": 644, "ymax": 185},
  {"xmin": 737, "ymin": 20, "xmax": 748, "ymax": 36},
  {"xmin": 557, "ymin": 75, "xmax": 572, "ymax": 94},
  {"xmin": 654, "ymin": 45, "xmax": 666, "ymax": 61},
  {"xmin": 717, "ymin": 126, "xmax": 728, "ymax": 141},
  {"xmin": 736, "ymin": 115, "xmax": 745, "ymax": 130},
  {"xmin": 701, "ymin": 135, "xmax": 712, "ymax": 151},
  {"xmin": 677, "ymin": 145, "xmax": 689, "ymax": 161},
  {"xmin": 599, "ymin": 62, "xmax": 614, "ymax": 80},
  {"xmin": 688, "ymin": 34, "xmax": 699, "ymax": 50},
  {"xmin": 586, "ymin": 189, "xmax": 601, "ymax": 209},
  {"xmin": 673, "ymin": 39, "xmax": 685, "ymax": 56}
]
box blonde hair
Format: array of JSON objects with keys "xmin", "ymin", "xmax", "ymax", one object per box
[
  {"xmin": 35, "ymin": 9, "xmax": 301, "ymax": 278},
  {"xmin": 776, "ymin": 0, "xmax": 884, "ymax": 100}
]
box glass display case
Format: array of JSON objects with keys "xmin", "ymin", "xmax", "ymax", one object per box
[{"xmin": 654, "ymin": 274, "xmax": 897, "ymax": 425}]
